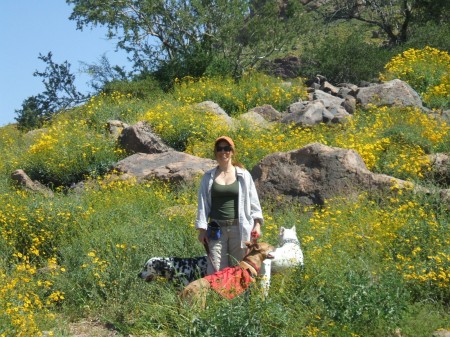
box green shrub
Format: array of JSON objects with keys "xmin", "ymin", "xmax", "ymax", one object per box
[
  {"xmin": 102, "ymin": 75, "xmax": 164, "ymax": 100},
  {"xmin": 77, "ymin": 91, "xmax": 153, "ymax": 130},
  {"xmin": 172, "ymin": 72, "xmax": 307, "ymax": 115},
  {"xmin": 301, "ymin": 30, "xmax": 394, "ymax": 84}
]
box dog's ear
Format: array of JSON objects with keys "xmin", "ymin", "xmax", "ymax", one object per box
[
  {"xmin": 291, "ymin": 225, "xmax": 296, "ymax": 232},
  {"xmin": 279, "ymin": 227, "xmax": 285, "ymax": 235},
  {"xmin": 244, "ymin": 241, "xmax": 253, "ymax": 249}
]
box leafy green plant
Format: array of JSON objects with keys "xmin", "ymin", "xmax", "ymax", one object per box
[{"xmin": 301, "ymin": 29, "xmax": 394, "ymax": 83}]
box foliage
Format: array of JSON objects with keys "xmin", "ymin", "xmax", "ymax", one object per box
[
  {"xmin": 323, "ymin": 0, "xmax": 449, "ymax": 45},
  {"xmin": 301, "ymin": 29, "xmax": 394, "ymax": 83},
  {"xmin": 1, "ymin": 48, "xmax": 450, "ymax": 336},
  {"xmin": 380, "ymin": 46, "xmax": 450, "ymax": 110},
  {"xmin": 67, "ymin": 0, "xmax": 307, "ymax": 81},
  {"xmin": 17, "ymin": 116, "xmax": 125, "ymax": 187},
  {"xmin": 172, "ymin": 72, "xmax": 307, "ymax": 115},
  {"xmin": 77, "ymin": 91, "xmax": 153, "ymax": 130},
  {"xmin": 80, "ymin": 54, "xmax": 130, "ymax": 92},
  {"xmin": 102, "ymin": 75, "xmax": 164, "ymax": 100},
  {"xmin": 332, "ymin": 105, "xmax": 449, "ymax": 180},
  {"xmin": 404, "ymin": 21, "xmax": 450, "ymax": 52},
  {"xmin": 15, "ymin": 52, "xmax": 88, "ymax": 131}
]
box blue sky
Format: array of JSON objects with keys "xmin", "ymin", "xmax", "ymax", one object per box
[{"xmin": 0, "ymin": 1, "xmax": 131, "ymax": 126}]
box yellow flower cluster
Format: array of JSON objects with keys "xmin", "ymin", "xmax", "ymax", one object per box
[
  {"xmin": 0, "ymin": 258, "xmax": 58, "ymax": 336},
  {"xmin": 334, "ymin": 105, "xmax": 448, "ymax": 179},
  {"xmin": 380, "ymin": 46, "xmax": 449, "ymax": 109},
  {"xmin": 173, "ymin": 72, "xmax": 307, "ymax": 114},
  {"xmin": 82, "ymin": 250, "xmax": 109, "ymax": 288},
  {"xmin": 301, "ymin": 194, "xmax": 449, "ymax": 293}
]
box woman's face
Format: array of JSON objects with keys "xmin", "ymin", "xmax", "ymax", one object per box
[{"xmin": 215, "ymin": 141, "xmax": 233, "ymax": 164}]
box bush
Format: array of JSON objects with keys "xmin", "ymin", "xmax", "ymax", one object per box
[
  {"xmin": 172, "ymin": 72, "xmax": 307, "ymax": 115},
  {"xmin": 17, "ymin": 117, "xmax": 124, "ymax": 187},
  {"xmin": 77, "ymin": 91, "xmax": 152, "ymax": 130},
  {"xmin": 102, "ymin": 75, "xmax": 164, "ymax": 100},
  {"xmin": 301, "ymin": 29, "xmax": 394, "ymax": 84}
]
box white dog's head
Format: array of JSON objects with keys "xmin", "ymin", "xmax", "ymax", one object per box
[
  {"xmin": 278, "ymin": 225, "xmax": 298, "ymax": 242},
  {"xmin": 268, "ymin": 225, "xmax": 304, "ymax": 271}
]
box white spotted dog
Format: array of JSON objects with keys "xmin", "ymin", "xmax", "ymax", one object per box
[
  {"xmin": 138, "ymin": 256, "xmax": 207, "ymax": 286},
  {"xmin": 259, "ymin": 225, "xmax": 304, "ymax": 296}
]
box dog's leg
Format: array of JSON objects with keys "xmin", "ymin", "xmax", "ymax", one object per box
[{"xmin": 259, "ymin": 259, "xmax": 272, "ymax": 298}]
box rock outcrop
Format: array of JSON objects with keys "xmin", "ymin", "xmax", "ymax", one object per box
[
  {"xmin": 114, "ymin": 151, "xmax": 216, "ymax": 183},
  {"xmin": 11, "ymin": 169, "xmax": 54, "ymax": 197},
  {"xmin": 118, "ymin": 121, "xmax": 173, "ymax": 154},
  {"xmin": 252, "ymin": 143, "xmax": 426, "ymax": 205}
]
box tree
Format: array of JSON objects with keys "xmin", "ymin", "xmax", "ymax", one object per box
[
  {"xmin": 80, "ymin": 54, "xmax": 129, "ymax": 92},
  {"xmin": 322, "ymin": 0, "xmax": 449, "ymax": 45},
  {"xmin": 66, "ymin": 0, "xmax": 307, "ymax": 80},
  {"xmin": 15, "ymin": 52, "xmax": 88, "ymax": 131}
]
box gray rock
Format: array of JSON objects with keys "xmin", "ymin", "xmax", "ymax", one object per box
[
  {"xmin": 252, "ymin": 143, "xmax": 426, "ymax": 205},
  {"xmin": 118, "ymin": 121, "xmax": 172, "ymax": 154},
  {"xmin": 341, "ymin": 95, "xmax": 357, "ymax": 114},
  {"xmin": 11, "ymin": 169, "xmax": 54, "ymax": 197},
  {"xmin": 107, "ymin": 120, "xmax": 129, "ymax": 138},
  {"xmin": 357, "ymin": 79, "xmax": 423, "ymax": 109},
  {"xmin": 249, "ymin": 105, "xmax": 282, "ymax": 122},
  {"xmin": 239, "ymin": 111, "xmax": 271, "ymax": 129},
  {"xmin": 287, "ymin": 101, "xmax": 306, "ymax": 114},
  {"xmin": 114, "ymin": 151, "xmax": 216, "ymax": 183},
  {"xmin": 313, "ymin": 90, "xmax": 344, "ymax": 109},
  {"xmin": 281, "ymin": 101, "xmax": 326, "ymax": 126},
  {"xmin": 194, "ymin": 101, "xmax": 232, "ymax": 125}
]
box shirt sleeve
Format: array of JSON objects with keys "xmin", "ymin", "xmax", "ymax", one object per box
[
  {"xmin": 247, "ymin": 171, "xmax": 264, "ymax": 225},
  {"xmin": 195, "ymin": 173, "xmax": 211, "ymax": 229}
]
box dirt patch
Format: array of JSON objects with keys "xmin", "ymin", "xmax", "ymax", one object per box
[{"xmin": 68, "ymin": 319, "xmax": 124, "ymax": 337}]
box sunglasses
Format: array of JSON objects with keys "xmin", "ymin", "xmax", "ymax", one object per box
[{"xmin": 216, "ymin": 145, "xmax": 232, "ymax": 152}]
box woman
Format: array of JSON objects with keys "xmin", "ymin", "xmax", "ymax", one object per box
[{"xmin": 196, "ymin": 136, "xmax": 263, "ymax": 275}]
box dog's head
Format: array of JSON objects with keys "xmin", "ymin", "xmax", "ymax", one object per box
[
  {"xmin": 138, "ymin": 257, "xmax": 174, "ymax": 282},
  {"xmin": 279, "ymin": 225, "xmax": 298, "ymax": 242},
  {"xmin": 244, "ymin": 241, "xmax": 276, "ymax": 260}
]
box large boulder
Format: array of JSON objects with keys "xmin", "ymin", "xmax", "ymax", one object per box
[
  {"xmin": 281, "ymin": 101, "xmax": 328, "ymax": 126},
  {"xmin": 11, "ymin": 169, "xmax": 54, "ymax": 197},
  {"xmin": 118, "ymin": 121, "xmax": 173, "ymax": 154},
  {"xmin": 356, "ymin": 79, "xmax": 423, "ymax": 109},
  {"xmin": 238, "ymin": 111, "xmax": 271, "ymax": 129},
  {"xmin": 114, "ymin": 151, "xmax": 216, "ymax": 183},
  {"xmin": 248, "ymin": 105, "xmax": 283, "ymax": 122},
  {"xmin": 194, "ymin": 101, "xmax": 233, "ymax": 126},
  {"xmin": 252, "ymin": 143, "xmax": 422, "ymax": 205}
]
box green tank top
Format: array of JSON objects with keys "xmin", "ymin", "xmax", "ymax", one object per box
[{"xmin": 210, "ymin": 179, "xmax": 239, "ymax": 220}]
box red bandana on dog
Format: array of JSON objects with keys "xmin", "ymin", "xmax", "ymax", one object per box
[{"xmin": 204, "ymin": 266, "xmax": 255, "ymax": 299}]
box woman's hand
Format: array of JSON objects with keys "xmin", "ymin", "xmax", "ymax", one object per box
[
  {"xmin": 251, "ymin": 222, "xmax": 261, "ymax": 240},
  {"xmin": 198, "ymin": 228, "xmax": 208, "ymax": 244}
]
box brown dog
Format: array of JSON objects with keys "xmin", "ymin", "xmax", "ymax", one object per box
[{"xmin": 180, "ymin": 241, "xmax": 275, "ymax": 307}]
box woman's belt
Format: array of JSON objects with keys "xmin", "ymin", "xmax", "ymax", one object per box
[{"xmin": 211, "ymin": 219, "xmax": 238, "ymax": 226}]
